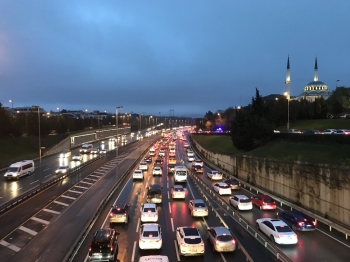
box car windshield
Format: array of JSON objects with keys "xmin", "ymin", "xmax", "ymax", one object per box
[
  {"xmin": 58, "ymin": 166, "xmax": 68, "ymax": 169},
  {"xmin": 176, "ymin": 171, "xmax": 186, "ymax": 176},
  {"xmin": 212, "ymin": 171, "xmax": 218, "ymax": 174},
  {"xmin": 194, "ymin": 203, "xmax": 206, "ymax": 208},
  {"xmin": 217, "ymin": 235, "xmax": 233, "ymax": 242},
  {"xmin": 143, "ymin": 231, "xmax": 159, "ymax": 237},
  {"xmin": 174, "ymin": 187, "xmax": 184, "ymax": 191},
  {"xmin": 219, "ymin": 184, "xmax": 229, "ymax": 188},
  {"xmin": 7, "ymin": 167, "xmax": 19, "ymax": 172},
  {"xmin": 275, "ymin": 226, "xmax": 292, "ymax": 232},
  {"xmin": 263, "ymin": 198, "xmax": 274, "ymax": 203},
  {"xmin": 184, "ymin": 237, "xmax": 201, "ymax": 244},
  {"xmin": 240, "ymin": 199, "xmax": 251, "ymax": 203},
  {"xmin": 148, "ymin": 190, "xmax": 161, "ymax": 196},
  {"xmin": 112, "ymin": 208, "xmax": 126, "ymax": 214},
  {"xmin": 143, "ymin": 208, "xmax": 156, "ymax": 212}
]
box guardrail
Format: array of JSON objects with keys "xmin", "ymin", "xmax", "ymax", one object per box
[
  {"xmin": 64, "ymin": 137, "xmax": 156, "ymax": 262},
  {"xmin": 189, "ymin": 171, "xmax": 292, "ymax": 262},
  {"xmin": 190, "ymin": 137, "xmax": 350, "ymax": 241}
]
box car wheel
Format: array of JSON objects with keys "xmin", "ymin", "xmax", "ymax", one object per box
[
  {"xmin": 292, "ymin": 224, "xmax": 297, "ymax": 231},
  {"xmin": 270, "ymin": 235, "xmax": 275, "ymax": 243},
  {"xmin": 256, "ymin": 223, "xmax": 260, "ymax": 230}
]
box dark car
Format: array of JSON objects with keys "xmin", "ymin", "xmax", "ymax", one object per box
[
  {"xmin": 168, "ymin": 164, "xmax": 175, "ymax": 174},
  {"xmin": 277, "ymin": 210, "xmax": 316, "ymax": 231},
  {"xmin": 144, "ymin": 156, "xmax": 152, "ymax": 163},
  {"xmin": 154, "ymin": 158, "xmax": 163, "ymax": 166},
  {"xmin": 193, "ymin": 164, "xmax": 204, "ymax": 174},
  {"xmin": 109, "ymin": 203, "xmax": 130, "ymax": 224},
  {"xmin": 224, "ymin": 178, "xmax": 241, "ymax": 190},
  {"xmin": 88, "ymin": 228, "xmax": 119, "ymax": 261},
  {"xmin": 303, "ymin": 130, "xmax": 321, "ymax": 135},
  {"xmin": 146, "ymin": 184, "xmax": 163, "ymax": 204}
]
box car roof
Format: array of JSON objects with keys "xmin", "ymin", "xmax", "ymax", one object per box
[
  {"xmin": 154, "ymin": 166, "xmax": 161, "ymax": 169},
  {"xmin": 182, "ymin": 227, "xmax": 200, "ymax": 236},
  {"xmin": 113, "ymin": 203, "xmax": 127, "ymax": 209},
  {"xmin": 173, "ymin": 185, "xmax": 183, "ymax": 189},
  {"xmin": 270, "ymin": 219, "xmax": 288, "ymax": 226},
  {"xmin": 192, "ymin": 199, "xmax": 205, "ymax": 203},
  {"xmin": 211, "ymin": 227, "xmax": 231, "ymax": 235},
  {"xmin": 93, "ymin": 229, "xmax": 114, "ymax": 241},
  {"xmin": 134, "ymin": 169, "xmax": 142, "ymax": 172},
  {"xmin": 142, "ymin": 223, "xmax": 159, "ymax": 231},
  {"xmin": 143, "ymin": 203, "xmax": 157, "ymax": 208},
  {"xmin": 234, "ymin": 194, "xmax": 249, "ymax": 199},
  {"xmin": 216, "ymin": 182, "xmax": 228, "ymax": 186}
]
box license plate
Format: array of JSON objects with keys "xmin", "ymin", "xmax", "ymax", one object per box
[{"xmin": 189, "ymin": 249, "xmax": 197, "ymax": 252}]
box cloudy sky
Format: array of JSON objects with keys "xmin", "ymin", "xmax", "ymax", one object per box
[{"xmin": 1, "ymin": 1, "xmax": 350, "ymax": 117}]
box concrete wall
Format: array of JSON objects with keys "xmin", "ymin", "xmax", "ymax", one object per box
[{"xmin": 192, "ymin": 139, "xmax": 350, "ymax": 227}]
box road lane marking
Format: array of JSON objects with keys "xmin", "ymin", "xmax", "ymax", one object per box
[
  {"xmin": 131, "ymin": 241, "xmax": 137, "ymax": 262},
  {"xmin": 174, "ymin": 240, "xmax": 180, "ymax": 261},
  {"xmin": 220, "ymin": 252, "xmax": 227, "ymax": 262},
  {"xmin": 19, "ymin": 226, "xmax": 37, "ymax": 236},
  {"xmin": 167, "ymin": 191, "xmax": 170, "ymax": 199},
  {"xmin": 171, "ymin": 218, "xmax": 174, "ymax": 232},
  {"xmin": 30, "ymin": 180, "xmax": 39, "ymax": 185},
  {"xmin": 68, "ymin": 189, "xmax": 83, "ymax": 194},
  {"xmin": 80, "ymin": 181, "xmax": 93, "ymax": 185},
  {"xmin": 43, "ymin": 208, "xmax": 60, "ymax": 214},
  {"xmin": 61, "ymin": 195, "xmax": 76, "ymax": 200},
  {"xmin": 169, "ymin": 202, "xmax": 171, "ymax": 214},
  {"xmin": 136, "ymin": 218, "xmax": 140, "ymax": 232},
  {"xmin": 43, "ymin": 168, "xmax": 49, "ymax": 171},
  {"xmin": 54, "ymin": 200, "xmax": 69, "ymax": 207},
  {"xmin": 31, "ymin": 216, "xmax": 50, "ymax": 225},
  {"xmin": 44, "ymin": 174, "xmax": 52, "ymax": 178},
  {"xmin": 74, "ymin": 185, "xmax": 89, "ymax": 189},
  {"xmin": 0, "ymin": 240, "xmax": 20, "ymax": 252}
]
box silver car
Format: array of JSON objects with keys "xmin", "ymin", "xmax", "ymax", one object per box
[
  {"xmin": 207, "ymin": 227, "xmax": 236, "ymax": 252},
  {"xmin": 189, "ymin": 199, "xmax": 208, "ymax": 217}
]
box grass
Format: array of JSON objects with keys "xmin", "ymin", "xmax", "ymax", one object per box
[
  {"xmin": 0, "ymin": 134, "xmax": 68, "ymax": 169},
  {"xmin": 277, "ymin": 119, "xmax": 350, "ymax": 132},
  {"xmin": 192, "ymin": 135, "xmax": 241, "ymax": 155}
]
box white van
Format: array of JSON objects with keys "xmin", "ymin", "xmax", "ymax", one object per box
[
  {"xmin": 4, "ymin": 160, "xmax": 35, "ymax": 180},
  {"xmin": 80, "ymin": 144, "xmax": 93, "ymax": 153},
  {"xmin": 139, "ymin": 256, "xmax": 169, "ymax": 262},
  {"xmin": 149, "ymin": 148, "xmax": 156, "ymax": 156},
  {"xmin": 174, "ymin": 166, "xmax": 188, "ymax": 183}
]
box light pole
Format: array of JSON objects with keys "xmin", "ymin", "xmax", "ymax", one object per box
[
  {"xmin": 9, "ymin": 99, "xmax": 13, "ymax": 114},
  {"xmin": 116, "ymin": 106, "xmax": 123, "ymax": 175},
  {"xmin": 38, "ymin": 106, "xmax": 45, "ymax": 185},
  {"xmin": 149, "ymin": 115, "xmax": 153, "ymax": 128},
  {"xmin": 284, "ymin": 92, "xmax": 290, "ymax": 130},
  {"xmin": 336, "ymin": 80, "xmax": 340, "ymax": 89}
]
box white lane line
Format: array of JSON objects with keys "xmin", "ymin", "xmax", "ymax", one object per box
[
  {"xmin": 43, "ymin": 208, "xmax": 60, "ymax": 214},
  {"xmin": 131, "ymin": 241, "xmax": 137, "ymax": 262},
  {"xmin": 0, "ymin": 240, "xmax": 21, "ymax": 252},
  {"xmin": 167, "ymin": 191, "xmax": 170, "ymax": 199},
  {"xmin": 44, "ymin": 174, "xmax": 52, "ymax": 178},
  {"xmin": 171, "ymin": 218, "xmax": 174, "ymax": 232},
  {"xmin": 90, "ymin": 174, "xmax": 102, "ymax": 178},
  {"xmin": 316, "ymin": 228, "xmax": 350, "ymax": 249},
  {"xmin": 84, "ymin": 178, "xmax": 97, "ymax": 182},
  {"xmin": 54, "ymin": 200, "xmax": 69, "ymax": 207},
  {"xmin": 74, "ymin": 185, "xmax": 89, "ymax": 189},
  {"xmin": 43, "ymin": 168, "xmax": 50, "ymax": 171},
  {"xmin": 186, "ymin": 179, "xmax": 196, "ymax": 199},
  {"xmin": 30, "ymin": 180, "xmax": 39, "ymax": 185},
  {"xmin": 61, "ymin": 195, "xmax": 76, "ymax": 200},
  {"xmin": 31, "ymin": 216, "xmax": 50, "ymax": 225},
  {"xmin": 169, "ymin": 202, "xmax": 171, "ymax": 214},
  {"xmin": 174, "ymin": 240, "xmax": 180, "ymax": 261},
  {"xmin": 19, "ymin": 226, "xmax": 37, "ymax": 236},
  {"xmin": 136, "ymin": 218, "xmax": 140, "ymax": 232},
  {"xmin": 220, "ymin": 252, "xmax": 227, "ymax": 262},
  {"xmin": 68, "ymin": 189, "xmax": 83, "ymax": 194},
  {"xmin": 80, "ymin": 181, "xmax": 93, "ymax": 185}
]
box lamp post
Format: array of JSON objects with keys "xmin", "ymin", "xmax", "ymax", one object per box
[
  {"xmin": 284, "ymin": 92, "xmax": 290, "ymax": 130},
  {"xmin": 149, "ymin": 115, "xmax": 153, "ymax": 128},
  {"xmin": 9, "ymin": 99, "xmax": 13, "ymax": 114},
  {"xmin": 336, "ymin": 80, "xmax": 340, "ymax": 89},
  {"xmin": 116, "ymin": 106, "xmax": 123, "ymax": 175}
]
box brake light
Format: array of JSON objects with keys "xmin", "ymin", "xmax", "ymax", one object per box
[
  {"xmin": 231, "ymin": 239, "xmax": 235, "ymax": 244},
  {"xmin": 89, "ymin": 247, "xmax": 91, "ymax": 252},
  {"xmin": 123, "ymin": 213, "xmax": 127, "ymax": 216},
  {"xmin": 109, "ymin": 213, "xmax": 113, "ymax": 217},
  {"xmin": 215, "ymin": 240, "xmax": 219, "ymax": 244},
  {"xmin": 312, "ymin": 220, "xmax": 317, "ymax": 226},
  {"xmin": 200, "ymin": 242, "xmax": 204, "ymax": 246},
  {"xmin": 298, "ymin": 222, "xmax": 304, "ymax": 227}
]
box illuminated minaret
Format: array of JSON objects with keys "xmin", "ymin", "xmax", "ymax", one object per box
[
  {"xmin": 314, "ymin": 57, "xmax": 318, "ymax": 81},
  {"xmin": 285, "ymin": 55, "xmax": 291, "ymax": 129}
]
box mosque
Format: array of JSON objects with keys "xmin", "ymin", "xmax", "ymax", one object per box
[{"xmin": 285, "ymin": 57, "xmax": 331, "ymax": 102}]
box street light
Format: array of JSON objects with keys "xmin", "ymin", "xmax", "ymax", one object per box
[
  {"xmin": 284, "ymin": 91, "xmax": 290, "ymax": 130},
  {"xmin": 116, "ymin": 106, "xmax": 123, "ymax": 175},
  {"xmin": 9, "ymin": 99, "xmax": 13, "ymax": 114},
  {"xmin": 149, "ymin": 115, "xmax": 153, "ymax": 128},
  {"xmin": 57, "ymin": 107, "xmax": 59, "ymax": 112}
]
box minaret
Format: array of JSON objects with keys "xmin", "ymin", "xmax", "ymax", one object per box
[
  {"xmin": 285, "ymin": 55, "xmax": 291, "ymax": 85},
  {"xmin": 314, "ymin": 57, "xmax": 318, "ymax": 81},
  {"xmin": 285, "ymin": 55, "xmax": 291, "ymax": 130}
]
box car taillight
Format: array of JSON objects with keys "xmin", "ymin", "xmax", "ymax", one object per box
[
  {"xmin": 232, "ymin": 239, "xmax": 235, "ymax": 244},
  {"xmin": 123, "ymin": 213, "xmax": 127, "ymax": 216},
  {"xmin": 312, "ymin": 220, "xmax": 317, "ymax": 226},
  {"xmin": 215, "ymin": 240, "xmax": 219, "ymax": 244},
  {"xmin": 89, "ymin": 247, "xmax": 91, "ymax": 252},
  {"xmin": 109, "ymin": 213, "xmax": 113, "ymax": 217},
  {"xmin": 298, "ymin": 222, "xmax": 304, "ymax": 227},
  {"xmin": 155, "ymin": 239, "xmax": 161, "ymax": 242},
  {"xmin": 200, "ymin": 242, "xmax": 204, "ymax": 246}
]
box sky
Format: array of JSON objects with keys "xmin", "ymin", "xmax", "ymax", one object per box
[{"xmin": 1, "ymin": 1, "xmax": 350, "ymax": 117}]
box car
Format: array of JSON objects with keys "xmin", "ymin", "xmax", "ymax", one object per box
[
  {"xmin": 213, "ymin": 182, "xmax": 231, "ymax": 195},
  {"xmin": 207, "ymin": 170, "xmax": 223, "ymax": 180},
  {"xmin": 333, "ymin": 129, "xmax": 350, "ymax": 135},
  {"xmin": 251, "ymin": 194, "xmax": 276, "ymax": 210},
  {"xmin": 193, "ymin": 164, "xmax": 203, "ymax": 173},
  {"xmin": 169, "ymin": 148, "xmax": 176, "ymax": 154},
  {"xmin": 139, "ymin": 223, "xmax": 162, "ymax": 250},
  {"xmin": 322, "ymin": 129, "xmax": 337, "ymax": 134},
  {"xmin": 55, "ymin": 165, "xmax": 70, "ymax": 175},
  {"xmin": 72, "ymin": 154, "xmax": 83, "ymax": 161},
  {"xmin": 176, "ymin": 227, "xmax": 205, "ymax": 256},
  {"xmin": 168, "ymin": 164, "xmax": 175, "ymax": 174},
  {"xmin": 287, "ymin": 129, "xmax": 302, "ymax": 134},
  {"xmin": 171, "ymin": 185, "xmax": 186, "ymax": 199},
  {"xmin": 303, "ymin": 130, "xmax": 321, "ymax": 135},
  {"xmin": 277, "ymin": 210, "xmax": 316, "ymax": 231},
  {"xmin": 88, "ymin": 228, "xmax": 119, "ymax": 261},
  {"xmin": 229, "ymin": 195, "xmax": 253, "ymax": 210},
  {"xmin": 168, "ymin": 156, "xmax": 176, "ymax": 165},
  {"xmin": 224, "ymin": 178, "xmax": 241, "ymax": 190},
  {"xmin": 144, "ymin": 156, "xmax": 152, "ymax": 163},
  {"xmin": 139, "ymin": 161, "xmax": 148, "ymax": 171},
  {"xmin": 192, "ymin": 158, "xmax": 203, "ymax": 167},
  {"xmin": 207, "ymin": 227, "xmax": 236, "ymax": 252},
  {"xmin": 140, "ymin": 203, "xmax": 158, "ymax": 223},
  {"xmin": 91, "ymin": 148, "xmax": 100, "ymax": 154},
  {"xmin": 109, "ymin": 137, "xmax": 116, "ymax": 141},
  {"xmin": 138, "ymin": 255, "xmax": 169, "ymax": 262},
  {"xmin": 154, "ymin": 158, "xmax": 163, "ymax": 166},
  {"xmin": 158, "ymin": 149, "xmax": 166, "ymax": 157},
  {"xmin": 187, "ymin": 150, "xmax": 194, "ymax": 156},
  {"xmin": 149, "ymin": 148, "xmax": 156, "ymax": 156},
  {"xmin": 133, "ymin": 169, "xmax": 144, "ymax": 180},
  {"xmin": 59, "ymin": 149, "xmax": 71, "ymax": 158},
  {"xmin": 109, "ymin": 203, "xmax": 130, "ymax": 224},
  {"xmin": 100, "ymin": 148, "xmax": 108, "ymax": 154},
  {"xmin": 152, "ymin": 166, "xmax": 163, "ymax": 176},
  {"xmin": 183, "ymin": 142, "xmax": 190, "ymax": 148},
  {"xmin": 189, "ymin": 199, "xmax": 208, "ymax": 217},
  {"xmin": 146, "ymin": 184, "xmax": 163, "ymax": 204},
  {"xmin": 168, "ymin": 151, "xmax": 176, "ymax": 157},
  {"xmin": 256, "ymin": 218, "xmax": 298, "ymax": 245}
]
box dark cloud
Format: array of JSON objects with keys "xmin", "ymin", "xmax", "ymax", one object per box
[{"xmin": 1, "ymin": 1, "xmax": 350, "ymax": 116}]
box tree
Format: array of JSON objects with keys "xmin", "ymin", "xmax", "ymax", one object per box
[{"xmin": 231, "ymin": 108, "xmax": 254, "ymax": 150}]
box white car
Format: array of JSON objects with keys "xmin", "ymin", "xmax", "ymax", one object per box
[
  {"xmin": 213, "ymin": 182, "xmax": 231, "ymax": 195},
  {"xmin": 59, "ymin": 149, "xmax": 71, "ymax": 158},
  {"xmin": 133, "ymin": 169, "xmax": 144, "ymax": 180},
  {"xmin": 207, "ymin": 227, "xmax": 236, "ymax": 252},
  {"xmin": 176, "ymin": 227, "xmax": 205, "ymax": 256},
  {"xmin": 55, "ymin": 165, "xmax": 70, "ymax": 174},
  {"xmin": 229, "ymin": 195, "xmax": 253, "ymax": 210},
  {"xmin": 139, "ymin": 161, "xmax": 148, "ymax": 171},
  {"xmin": 171, "ymin": 185, "xmax": 186, "ymax": 199},
  {"xmin": 169, "ymin": 148, "xmax": 175, "ymax": 154},
  {"xmin": 139, "ymin": 223, "xmax": 162, "ymax": 250},
  {"xmin": 91, "ymin": 148, "xmax": 99, "ymax": 154},
  {"xmin": 152, "ymin": 166, "xmax": 162, "ymax": 176},
  {"xmin": 189, "ymin": 199, "xmax": 208, "ymax": 217},
  {"xmin": 256, "ymin": 218, "xmax": 298, "ymax": 245},
  {"xmin": 140, "ymin": 203, "xmax": 158, "ymax": 223},
  {"xmin": 158, "ymin": 150, "xmax": 166, "ymax": 157},
  {"xmin": 207, "ymin": 170, "xmax": 223, "ymax": 180},
  {"xmin": 71, "ymin": 154, "xmax": 82, "ymax": 161},
  {"xmin": 183, "ymin": 143, "xmax": 190, "ymax": 148},
  {"xmin": 188, "ymin": 155, "xmax": 195, "ymax": 162},
  {"xmin": 100, "ymin": 149, "xmax": 107, "ymax": 154}
]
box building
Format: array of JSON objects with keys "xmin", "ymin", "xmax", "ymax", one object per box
[{"xmin": 297, "ymin": 58, "xmax": 330, "ymax": 102}]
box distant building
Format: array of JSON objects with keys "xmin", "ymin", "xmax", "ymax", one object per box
[
  {"xmin": 297, "ymin": 58, "xmax": 330, "ymax": 102},
  {"xmin": 12, "ymin": 105, "xmax": 46, "ymax": 114}
]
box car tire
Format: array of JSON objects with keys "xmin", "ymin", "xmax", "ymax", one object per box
[
  {"xmin": 292, "ymin": 224, "xmax": 297, "ymax": 231},
  {"xmin": 270, "ymin": 235, "xmax": 275, "ymax": 243}
]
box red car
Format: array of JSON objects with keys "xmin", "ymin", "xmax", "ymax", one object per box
[{"xmin": 251, "ymin": 194, "xmax": 276, "ymax": 210}]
